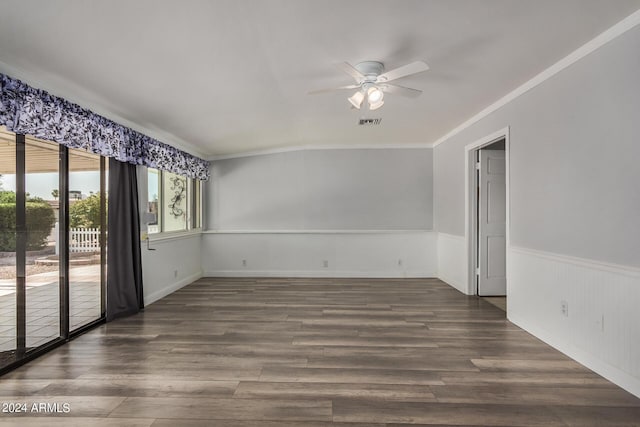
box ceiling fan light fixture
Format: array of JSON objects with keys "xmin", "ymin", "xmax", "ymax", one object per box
[
  {"xmin": 367, "ymin": 86, "xmax": 384, "ymax": 104},
  {"xmin": 348, "ymin": 90, "xmax": 365, "ymax": 109},
  {"xmin": 310, "ymin": 59, "xmax": 428, "ymax": 111},
  {"xmin": 369, "ymin": 99, "xmax": 384, "ymax": 110}
]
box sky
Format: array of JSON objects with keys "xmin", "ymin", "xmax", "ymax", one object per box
[
  {"xmin": 1, "ymin": 169, "xmax": 157, "ymax": 201},
  {"xmin": 0, "ymin": 171, "xmax": 101, "ymax": 199},
  {"xmin": 148, "ymin": 169, "xmax": 159, "ymax": 201}
]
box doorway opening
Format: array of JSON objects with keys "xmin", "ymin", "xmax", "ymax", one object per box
[
  {"xmin": 465, "ymin": 128, "xmax": 509, "ymax": 310},
  {"xmin": 0, "ymin": 126, "xmax": 107, "ymax": 374}
]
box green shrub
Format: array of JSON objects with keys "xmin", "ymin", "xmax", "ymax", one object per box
[
  {"xmin": 0, "ymin": 202, "xmax": 56, "ymax": 251},
  {"xmin": 0, "ymin": 204, "xmax": 14, "ymax": 251},
  {"xmin": 69, "ymin": 194, "xmax": 102, "ymax": 228},
  {"xmin": 0, "ymin": 191, "xmax": 16, "ymax": 203}
]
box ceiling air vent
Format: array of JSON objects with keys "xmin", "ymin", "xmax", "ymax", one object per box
[{"xmin": 358, "ymin": 118, "xmax": 382, "ymax": 126}]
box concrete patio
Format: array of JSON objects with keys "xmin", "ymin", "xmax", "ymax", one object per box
[{"xmin": 0, "ymin": 264, "xmax": 101, "ymax": 353}]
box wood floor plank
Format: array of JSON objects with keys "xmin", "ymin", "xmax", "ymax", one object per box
[
  {"xmin": 151, "ymin": 420, "xmax": 383, "ymax": 427},
  {"xmin": 77, "ymin": 368, "xmax": 262, "ymax": 381},
  {"xmin": 0, "ymin": 418, "xmax": 154, "ymax": 427},
  {"xmin": 296, "ymin": 318, "xmax": 425, "ymax": 328},
  {"xmin": 471, "ymin": 358, "xmax": 588, "ymax": 372},
  {"xmin": 0, "ymin": 380, "xmax": 51, "ymax": 396},
  {"xmin": 0, "ymin": 396, "xmax": 125, "ymax": 417},
  {"xmin": 168, "ymin": 343, "xmax": 323, "ymax": 357},
  {"xmin": 432, "ymin": 384, "xmax": 640, "ymax": 407},
  {"xmin": 234, "ymin": 381, "xmax": 437, "ymax": 402},
  {"xmin": 332, "ymin": 398, "xmax": 567, "ymax": 426},
  {"xmin": 306, "ymin": 354, "xmax": 479, "ymax": 372},
  {"xmin": 35, "ymin": 379, "xmax": 239, "ymax": 398},
  {"xmin": 292, "ymin": 336, "xmax": 440, "ymax": 347},
  {"xmin": 260, "ymin": 366, "xmax": 444, "ymax": 385},
  {"xmin": 320, "ymin": 345, "xmax": 569, "ymax": 361},
  {"xmin": 109, "ymin": 396, "xmax": 332, "ymax": 422},
  {"xmin": 440, "ymin": 371, "xmax": 615, "ymax": 387},
  {"xmin": 1, "ymin": 365, "xmax": 93, "ymax": 380},
  {"xmin": 550, "ymin": 405, "xmax": 640, "ymax": 426},
  {"xmin": 144, "ymin": 353, "xmax": 309, "ymax": 369},
  {"xmin": 1, "ymin": 277, "xmax": 637, "ymax": 426}
]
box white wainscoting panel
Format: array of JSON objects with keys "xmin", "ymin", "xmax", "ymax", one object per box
[
  {"xmin": 437, "ymin": 232, "xmax": 469, "ymax": 294},
  {"xmin": 508, "ymin": 246, "xmax": 640, "ymax": 398},
  {"xmin": 142, "ymin": 233, "xmax": 203, "ymax": 306},
  {"xmin": 202, "ymin": 231, "xmax": 437, "ymax": 278}
]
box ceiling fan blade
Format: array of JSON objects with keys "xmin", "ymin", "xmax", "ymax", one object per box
[
  {"xmin": 337, "ymin": 62, "xmax": 365, "ymax": 81},
  {"xmin": 308, "ymin": 84, "xmax": 359, "ymax": 95},
  {"xmin": 377, "ymin": 61, "xmax": 429, "ymax": 82},
  {"xmin": 382, "ymin": 83, "xmax": 423, "ymax": 98}
]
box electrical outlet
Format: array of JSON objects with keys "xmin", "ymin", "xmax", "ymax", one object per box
[
  {"xmin": 242, "ymin": 259, "xmax": 247, "ymax": 267},
  {"xmin": 561, "ymin": 300, "xmax": 568, "ymax": 317},
  {"xmin": 398, "ymin": 259, "xmax": 403, "ymax": 266},
  {"xmin": 174, "ymin": 270, "xmax": 178, "ymax": 278},
  {"xmin": 323, "ymin": 260, "xmax": 328, "ymax": 268}
]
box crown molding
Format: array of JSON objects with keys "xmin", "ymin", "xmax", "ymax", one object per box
[
  {"xmin": 208, "ymin": 142, "xmax": 435, "ymax": 161},
  {"xmin": 431, "ymin": 8, "xmax": 640, "ymax": 148}
]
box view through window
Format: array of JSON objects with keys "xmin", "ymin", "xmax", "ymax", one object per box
[
  {"xmin": 68, "ymin": 149, "xmax": 106, "ymax": 331},
  {"xmin": 147, "ymin": 168, "xmax": 201, "ymax": 234},
  {"xmin": 0, "ymin": 127, "xmax": 17, "ymax": 364},
  {"xmin": 0, "ymin": 126, "xmax": 107, "ymax": 371}
]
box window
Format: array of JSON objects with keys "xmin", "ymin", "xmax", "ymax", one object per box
[
  {"xmin": 0, "ymin": 126, "xmax": 107, "ymax": 373},
  {"xmin": 25, "ymin": 136, "xmax": 61, "ymax": 348},
  {"xmin": 163, "ymin": 171, "xmax": 187, "ymax": 232},
  {"xmin": 192, "ymin": 176, "xmax": 201, "ymax": 229},
  {"xmin": 146, "ymin": 168, "xmax": 201, "ymax": 234},
  {"xmin": 147, "ymin": 168, "xmax": 161, "ymax": 234},
  {"xmin": 68, "ymin": 148, "xmax": 106, "ymax": 331}
]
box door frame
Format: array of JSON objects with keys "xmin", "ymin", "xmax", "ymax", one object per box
[
  {"xmin": 464, "ymin": 127, "xmax": 511, "ymax": 296},
  {"xmin": 0, "ymin": 133, "xmax": 107, "ymax": 376}
]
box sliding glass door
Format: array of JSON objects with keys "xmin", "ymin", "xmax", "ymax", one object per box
[
  {"xmin": 0, "ymin": 128, "xmax": 17, "ymax": 366},
  {"xmin": 0, "ymin": 127, "xmax": 107, "ymax": 373},
  {"xmin": 68, "ymin": 150, "xmax": 106, "ymax": 331},
  {"xmin": 24, "ymin": 136, "xmax": 60, "ymax": 348}
]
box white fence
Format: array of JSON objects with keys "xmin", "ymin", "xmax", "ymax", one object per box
[{"xmin": 69, "ymin": 227, "xmax": 101, "ymax": 253}]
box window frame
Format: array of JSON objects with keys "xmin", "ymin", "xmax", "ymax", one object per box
[
  {"xmin": 0, "ymin": 128, "xmax": 108, "ymax": 376},
  {"xmin": 146, "ymin": 168, "xmax": 202, "ymax": 236}
]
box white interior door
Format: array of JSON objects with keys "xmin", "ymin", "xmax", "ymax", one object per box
[{"xmin": 478, "ymin": 149, "xmax": 506, "ymax": 296}]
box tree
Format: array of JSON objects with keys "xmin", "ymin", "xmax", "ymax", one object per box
[
  {"xmin": 51, "ymin": 189, "xmax": 59, "ymax": 200},
  {"xmin": 0, "ymin": 191, "xmax": 46, "ymax": 204},
  {"xmin": 69, "ymin": 194, "xmax": 101, "ymax": 228},
  {"xmin": 0, "ymin": 190, "xmax": 15, "ymax": 203}
]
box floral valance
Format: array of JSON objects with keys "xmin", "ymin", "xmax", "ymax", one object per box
[{"xmin": 0, "ymin": 73, "xmax": 209, "ymax": 180}]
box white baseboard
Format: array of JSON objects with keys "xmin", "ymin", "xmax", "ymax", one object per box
[
  {"xmin": 204, "ymin": 270, "xmax": 435, "ymax": 278},
  {"xmin": 508, "ymin": 246, "xmax": 640, "ymax": 398},
  {"xmin": 509, "ymin": 312, "xmax": 640, "ymax": 399},
  {"xmin": 144, "ymin": 270, "xmax": 203, "ymax": 306}
]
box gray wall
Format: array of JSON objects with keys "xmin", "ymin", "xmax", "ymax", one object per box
[
  {"xmin": 208, "ymin": 148, "xmax": 433, "ymax": 230},
  {"xmin": 434, "ymin": 25, "xmax": 640, "ymax": 267}
]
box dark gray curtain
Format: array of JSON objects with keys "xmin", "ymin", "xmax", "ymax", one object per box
[{"xmin": 107, "ymin": 158, "xmax": 144, "ymax": 321}]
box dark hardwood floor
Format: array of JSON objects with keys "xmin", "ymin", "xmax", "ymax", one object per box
[{"xmin": 1, "ymin": 277, "xmax": 639, "ymax": 426}]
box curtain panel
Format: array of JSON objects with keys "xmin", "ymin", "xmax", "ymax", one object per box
[
  {"xmin": 0, "ymin": 73, "xmax": 209, "ymax": 180},
  {"xmin": 107, "ymin": 158, "xmax": 144, "ymax": 321}
]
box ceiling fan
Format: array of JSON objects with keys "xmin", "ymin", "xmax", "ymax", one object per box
[{"xmin": 308, "ymin": 60, "xmax": 429, "ymax": 110}]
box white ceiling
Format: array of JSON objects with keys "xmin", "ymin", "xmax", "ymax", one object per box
[{"xmin": 1, "ymin": 0, "xmax": 639, "ymax": 158}]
